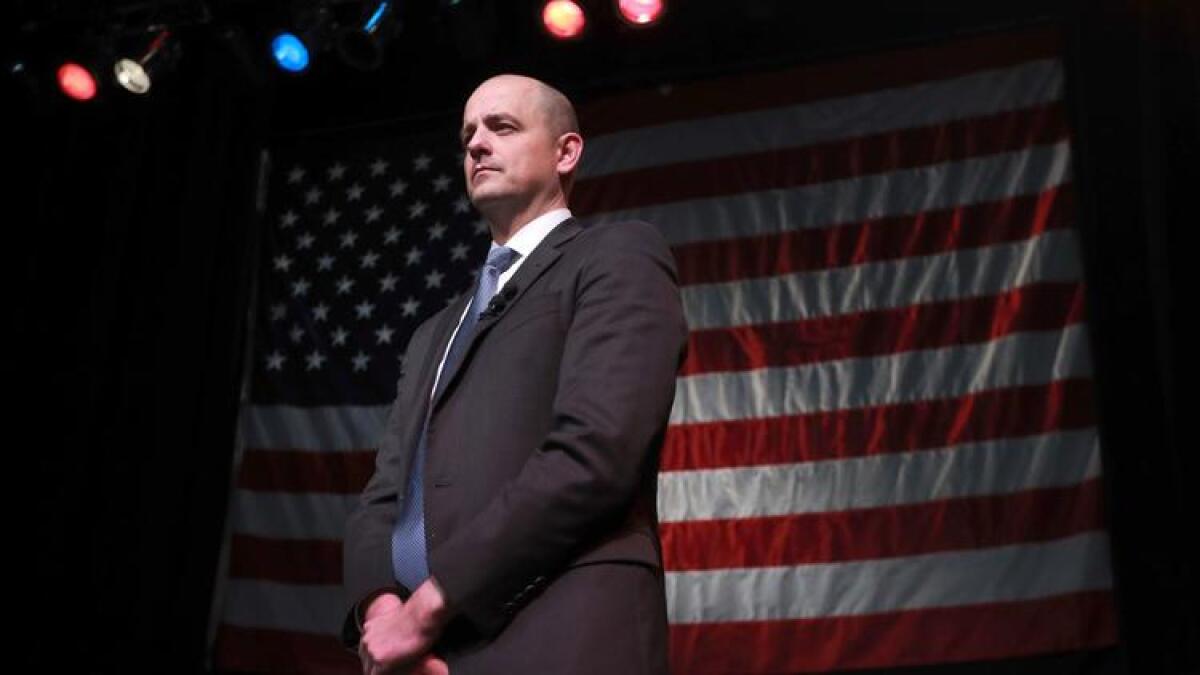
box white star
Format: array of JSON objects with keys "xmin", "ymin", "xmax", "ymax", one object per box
[
  {"xmin": 287, "ymin": 166, "xmax": 305, "ymax": 184},
  {"xmin": 425, "ymin": 270, "xmax": 444, "ymax": 288},
  {"xmin": 402, "ymin": 297, "xmax": 420, "ymax": 316},
  {"xmin": 322, "ymin": 208, "xmax": 341, "ymax": 226},
  {"xmin": 380, "ymin": 273, "xmax": 399, "ymax": 292},
  {"xmin": 331, "ymin": 326, "xmax": 349, "ymax": 346},
  {"xmin": 382, "ymin": 226, "xmax": 402, "ymax": 245},
  {"xmin": 266, "ymin": 351, "xmax": 286, "ymax": 370},
  {"xmin": 327, "ymin": 162, "xmax": 347, "ymax": 181},
  {"xmin": 360, "ymin": 250, "xmax": 380, "ymax": 269},
  {"xmin": 370, "ymin": 158, "xmax": 389, "ymax": 176},
  {"xmin": 346, "ymin": 183, "xmax": 365, "ymax": 201},
  {"xmin": 449, "ymin": 243, "xmax": 469, "ymax": 261},
  {"xmin": 453, "ymin": 196, "xmax": 471, "ymax": 214},
  {"xmin": 280, "ymin": 210, "xmax": 299, "ymax": 228},
  {"xmin": 313, "ymin": 303, "xmax": 330, "ymax": 321},
  {"xmin": 407, "ymin": 200, "xmax": 428, "ymax": 219},
  {"xmin": 274, "ymin": 254, "xmax": 293, "ymax": 271},
  {"xmin": 297, "ymin": 233, "xmax": 315, "ymax": 249},
  {"xmin": 269, "ymin": 303, "xmax": 286, "ymax": 321},
  {"xmin": 335, "ymin": 276, "xmax": 355, "ymax": 294},
  {"xmin": 432, "ymin": 174, "xmax": 452, "ymax": 192},
  {"xmin": 305, "ymin": 350, "xmax": 326, "ymax": 370},
  {"xmin": 352, "ymin": 351, "xmax": 370, "ymax": 371},
  {"xmin": 290, "ymin": 324, "xmax": 304, "ymax": 343},
  {"xmin": 340, "ymin": 231, "xmax": 358, "ymax": 248},
  {"xmin": 413, "ymin": 154, "xmax": 432, "ymax": 171},
  {"xmin": 405, "ymin": 247, "xmax": 423, "ymax": 266},
  {"xmin": 355, "ymin": 300, "xmax": 376, "ymax": 319},
  {"xmin": 389, "ymin": 179, "xmax": 408, "ymax": 197},
  {"xmin": 317, "ymin": 254, "xmax": 335, "ymax": 271},
  {"xmin": 428, "ymin": 222, "xmax": 447, "ymax": 240},
  {"xmin": 365, "ymin": 205, "xmax": 384, "ymax": 223},
  {"xmin": 304, "ymin": 186, "xmax": 322, "ymax": 204},
  {"xmin": 473, "ymin": 218, "xmax": 489, "ymax": 234},
  {"xmin": 291, "ymin": 278, "xmax": 310, "ymax": 296},
  {"xmin": 375, "ymin": 324, "xmax": 394, "ymax": 344}
]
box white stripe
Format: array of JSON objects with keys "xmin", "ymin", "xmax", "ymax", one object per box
[
  {"xmin": 659, "ymin": 429, "xmax": 1099, "ymax": 522},
  {"xmin": 221, "ymin": 579, "xmax": 343, "ymax": 636},
  {"xmin": 218, "ymin": 533, "xmax": 1113, "ymax": 632},
  {"xmin": 230, "ymin": 488, "xmax": 357, "ymax": 540},
  {"xmin": 665, "ymin": 531, "xmax": 1113, "ymax": 623},
  {"xmin": 241, "ymin": 323, "xmax": 1092, "ymax": 452},
  {"xmin": 580, "ymin": 60, "xmax": 1063, "ymax": 178},
  {"xmin": 672, "ymin": 323, "xmax": 1092, "ymax": 425},
  {"xmin": 587, "ymin": 142, "xmax": 1072, "ymax": 246},
  {"xmin": 242, "ymin": 404, "xmax": 389, "ymax": 450},
  {"xmin": 682, "ymin": 228, "xmax": 1082, "ymax": 330},
  {"xmin": 227, "ymin": 428, "xmax": 1099, "ymax": 538}
]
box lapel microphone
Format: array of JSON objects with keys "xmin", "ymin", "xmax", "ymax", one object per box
[{"xmin": 482, "ymin": 283, "xmax": 519, "ymax": 318}]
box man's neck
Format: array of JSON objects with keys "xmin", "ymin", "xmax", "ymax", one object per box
[{"xmin": 484, "ymin": 194, "xmax": 568, "ymax": 245}]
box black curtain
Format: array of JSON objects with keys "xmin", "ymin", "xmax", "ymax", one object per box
[
  {"xmin": 11, "ymin": 29, "xmax": 270, "ymax": 670},
  {"xmin": 1064, "ymin": 0, "xmax": 1197, "ymax": 673}
]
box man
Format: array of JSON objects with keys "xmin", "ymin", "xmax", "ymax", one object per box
[{"xmin": 341, "ymin": 73, "xmax": 687, "ymax": 675}]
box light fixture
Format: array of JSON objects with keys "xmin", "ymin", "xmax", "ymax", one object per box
[
  {"xmin": 542, "ymin": 0, "xmax": 586, "ymax": 40},
  {"xmin": 615, "ymin": 0, "xmax": 664, "ymax": 26},
  {"xmin": 57, "ymin": 61, "xmax": 99, "ymax": 101},
  {"xmin": 113, "ymin": 29, "xmax": 175, "ymax": 94},
  {"xmin": 335, "ymin": 0, "xmax": 399, "ymax": 71}
]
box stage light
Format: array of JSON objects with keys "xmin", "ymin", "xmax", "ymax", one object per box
[
  {"xmin": 57, "ymin": 62, "xmax": 98, "ymax": 101},
  {"xmin": 336, "ymin": 0, "xmax": 398, "ymax": 71},
  {"xmin": 543, "ymin": 0, "xmax": 586, "ymax": 40},
  {"xmin": 114, "ymin": 30, "xmax": 175, "ymax": 94},
  {"xmin": 616, "ymin": 0, "xmax": 664, "ymax": 26},
  {"xmin": 271, "ymin": 32, "xmax": 311, "ymax": 72}
]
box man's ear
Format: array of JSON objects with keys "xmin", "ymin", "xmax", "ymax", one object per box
[{"xmin": 556, "ymin": 132, "xmax": 584, "ymax": 176}]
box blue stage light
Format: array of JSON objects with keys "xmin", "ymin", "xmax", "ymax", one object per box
[{"xmin": 271, "ymin": 33, "xmax": 310, "ymax": 72}]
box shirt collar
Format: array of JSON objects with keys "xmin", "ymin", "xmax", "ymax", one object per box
[{"xmin": 493, "ymin": 208, "xmax": 572, "ymax": 259}]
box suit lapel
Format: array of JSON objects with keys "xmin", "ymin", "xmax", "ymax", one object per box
[
  {"xmin": 397, "ymin": 292, "xmax": 471, "ymax": 458},
  {"xmin": 431, "ymin": 217, "xmax": 584, "ymax": 412}
]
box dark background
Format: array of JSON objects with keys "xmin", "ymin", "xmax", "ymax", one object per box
[{"xmin": 6, "ymin": 0, "xmax": 1195, "ymax": 672}]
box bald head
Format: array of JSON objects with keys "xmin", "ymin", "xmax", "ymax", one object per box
[{"xmin": 471, "ymin": 74, "xmax": 579, "ymax": 140}]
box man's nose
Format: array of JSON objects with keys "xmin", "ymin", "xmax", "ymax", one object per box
[{"xmin": 466, "ymin": 132, "xmax": 490, "ymax": 157}]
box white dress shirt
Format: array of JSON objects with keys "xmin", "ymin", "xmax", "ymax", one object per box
[{"xmin": 429, "ymin": 208, "xmax": 573, "ymax": 399}]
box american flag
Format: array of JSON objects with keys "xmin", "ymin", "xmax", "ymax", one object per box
[{"xmin": 210, "ymin": 25, "xmax": 1117, "ymax": 674}]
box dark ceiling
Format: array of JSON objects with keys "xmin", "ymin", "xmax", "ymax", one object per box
[{"xmin": 6, "ymin": 0, "xmax": 1065, "ymax": 134}]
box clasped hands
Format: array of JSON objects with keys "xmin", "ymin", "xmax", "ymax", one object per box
[{"xmin": 358, "ymin": 578, "xmax": 452, "ymax": 675}]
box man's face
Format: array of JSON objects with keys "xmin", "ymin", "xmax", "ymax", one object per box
[{"xmin": 460, "ymin": 77, "xmax": 561, "ymax": 210}]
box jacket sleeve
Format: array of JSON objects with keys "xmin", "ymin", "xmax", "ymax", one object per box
[{"xmin": 427, "ymin": 221, "xmax": 687, "ymax": 638}]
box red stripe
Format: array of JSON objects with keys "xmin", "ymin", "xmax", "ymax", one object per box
[
  {"xmin": 575, "ymin": 102, "xmax": 1068, "ymax": 214},
  {"xmin": 213, "ymin": 624, "xmax": 357, "ymax": 674},
  {"xmin": 241, "ymin": 351, "xmax": 1093, "ymax": 494},
  {"xmin": 662, "ymin": 378, "xmax": 1097, "ymax": 471},
  {"xmin": 228, "ymin": 534, "xmax": 342, "ymax": 584},
  {"xmin": 668, "ymin": 590, "xmax": 1117, "ymax": 674},
  {"xmin": 580, "ymin": 26, "xmax": 1061, "ymax": 135},
  {"xmin": 673, "ymin": 185, "xmax": 1074, "ymax": 286},
  {"xmin": 238, "ymin": 448, "xmax": 374, "ymax": 493},
  {"xmin": 225, "ymin": 478, "xmax": 1104, "ymax": 585},
  {"xmin": 662, "ymin": 480, "xmax": 1105, "ymax": 571},
  {"xmin": 683, "ymin": 281, "xmax": 1086, "ymax": 376}
]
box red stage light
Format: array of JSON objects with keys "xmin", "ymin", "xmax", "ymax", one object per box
[
  {"xmin": 57, "ymin": 62, "xmax": 97, "ymax": 101},
  {"xmin": 543, "ymin": 0, "xmax": 586, "ymax": 39},
  {"xmin": 616, "ymin": 0, "xmax": 664, "ymax": 26}
]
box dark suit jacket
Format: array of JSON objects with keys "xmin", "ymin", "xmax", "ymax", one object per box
[{"xmin": 341, "ymin": 217, "xmax": 687, "ymax": 674}]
